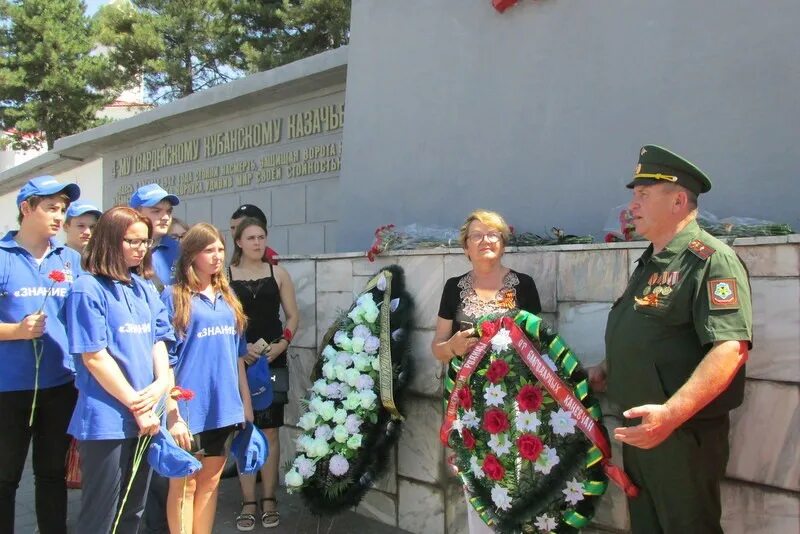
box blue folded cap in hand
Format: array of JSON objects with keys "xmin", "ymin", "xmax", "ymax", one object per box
[
  {"xmin": 246, "ymin": 357, "xmax": 274, "ymax": 411},
  {"xmin": 147, "ymin": 428, "xmax": 202, "ymax": 478},
  {"xmin": 231, "ymin": 422, "xmax": 269, "ymax": 475}
]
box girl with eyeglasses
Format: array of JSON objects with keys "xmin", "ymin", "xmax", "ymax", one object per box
[
  {"xmin": 65, "ymin": 206, "xmax": 174, "ymax": 533},
  {"xmin": 161, "ymin": 223, "xmax": 253, "ymax": 534},
  {"xmin": 431, "ymin": 209, "xmax": 541, "ymax": 534}
]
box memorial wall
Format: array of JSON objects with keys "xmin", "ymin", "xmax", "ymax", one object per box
[{"xmin": 103, "ymin": 90, "xmax": 345, "ymax": 254}]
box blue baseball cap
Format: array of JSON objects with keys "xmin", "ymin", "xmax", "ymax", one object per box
[
  {"xmin": 147, "ymin": 428, "xmax": 202, "ymax": 478},
  {"xmin": 17, "ymin": 176, "xmax": 80, "ymax": 206},
  {"xmin": 66, "ymin": 201, "xmax": 102, "ymax": 220},
  {"xmin": 231, "ymin": 422, "xmax": 269, "ymax": 475},
  {"xmin": 247, "ymin": 357, "xmax": 274, "ymax": 411},
  {"xmin": 129, "ymin": 183, "xmax": 180, "ymax": 208}
]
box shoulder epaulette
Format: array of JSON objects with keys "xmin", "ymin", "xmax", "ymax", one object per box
[{"xmin": 688, "ymin": 239, "xmax": 716, "ymax": 260}]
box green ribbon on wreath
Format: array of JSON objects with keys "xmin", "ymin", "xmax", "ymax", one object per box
[
  {"xmin": 316, "ymin": 270, "xmax": 404, "ymax": 421},
  {"xmin": 563, "ymin": 509, "xmax": 590, "ymax": 529},
  {"xmin": 363, "ymin": 270, "xmax": 404, "ymax": 421}
]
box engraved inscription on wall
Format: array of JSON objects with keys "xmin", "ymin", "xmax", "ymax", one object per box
[{"xmin": 109, "ymin": 103, "xmax": 344, "ymax": 205}]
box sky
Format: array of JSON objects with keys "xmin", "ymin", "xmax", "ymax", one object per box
[{"xmin": 85, "ymin": 0, "xmax": 109, "ymax": 15}]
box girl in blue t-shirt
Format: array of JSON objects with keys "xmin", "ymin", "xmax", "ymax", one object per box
[
  {"xmin": 65, "ymin": 206, "xmax": 174, "ymax": 534},
  {"xmin": 162, "ymin": 223, "xmax": 252, "ymax": 534}
]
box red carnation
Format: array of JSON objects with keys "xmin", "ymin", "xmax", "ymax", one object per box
[
  {"xmin": 170, "ymin": 386, "xmax": 195, "ymax": 401},
  {"xmin": 456, "ymin": 386, "xmax": 473, "ymax": 410},
  {"xmin": 48, "ymin": 270, "xmax": 66, "ymax": 283},
  {"xmin": 486, "ymin": 359, "xmax": 510, "ymax": 384},
  {"xmin": 480, "ymin": 320, "xmax": 499, "ymax": 339},
  {"xmin": 482, "ymin": 408, "xmax": 510, "ymax": 434},
  {"xmin": 461, "ymin": 428, "xmax": 476, "ymax": 450},
  {"xmin": 517, "ymin": 384, "xmax": 543, "ymax": 412},
  {"xmin": 517, "ymin": 434, "xmax": 544, "ymax": 462},
  {"xmin": 482, "ymin": 454, "xmax": 505, "ymax": 481}
]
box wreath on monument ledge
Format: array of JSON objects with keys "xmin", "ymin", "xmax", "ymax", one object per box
[
  {"xmin": 442, "ymin": 312, "xmax": 637, "ymax": 532},
  {"xmin": 285, "ymin": 265, "xmax": 413, "ymax": 513}
]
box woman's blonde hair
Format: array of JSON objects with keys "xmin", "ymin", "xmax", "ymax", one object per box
[
  {"xmin": 170, "ymin": 223, "xmax": 247, "ymax": 338},
  {"xmin": 459, "ymin": 209, "xmax": 512, "ymax": 248}
]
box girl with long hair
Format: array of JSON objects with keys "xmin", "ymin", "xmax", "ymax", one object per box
[
  {"xmin": 162, "ymin": 223, "xmax": 253, "ymax": 534},
  {"xmin": 65, "ymin": 206, "xmax": 173, "ymax": 533},
  {"xmin": 229, "ymin": 217, "xmax": 298, "ymax": 531}
]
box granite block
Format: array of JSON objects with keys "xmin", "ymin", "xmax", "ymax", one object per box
[
  {"xmin": 317, "ymin": 259, "xmax": 353, "ymax": 292},
  {"xmin": 747, "ymin": 278, "xmax": 800, "ymax": 382},
  {"xmin": 556, "ymin": 302, "xmax": 612, "ymax": 367},
  {"xmin": 398, "ymin": 255, "xmax": 445, "ymax": 329},
  {"xmin": 444, "ymin": 479, "xmax": 468, "ymax": 534},
  {"xmin": 502, "ymin": 251, "xmax": 558, "ymax": 312},
  {"xmin": 735, "ymin": 244, "xmax": 799, "ymax": 277},
  {"xmin": 356, "ymin": 489, "xmax": 398, "ymax": 528},
  {"xmin": 558, "ymin": 250, "xmax": 629, "ymax": 302},
  {"xmin": 282, "ymin": 259, "xmax": 316, "ymax": 348},
  {"xmin": 727, "ymin": 380, "xmax": 799, "ymax": 491},
  {"xmin": 408, "ymin": 329, "xmax": 445, "ymax": 397},
  {"xmin": 721, "ymin": 479, "xmax": 800, "ymax": 534},
  {"xmin": 398, "ymin": 479, "xmax": 445, "ymax": 534},
  {"xmin": 397, "ymin": 397, "xmax": 444, "ymax": 484},
  {"xmin": 372, "ymin": 447, "xmax": 398, "ymax": 495}
]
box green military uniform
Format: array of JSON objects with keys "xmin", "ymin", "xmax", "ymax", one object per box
[{"xmin": 605, "ymin": 145, "xmax": 752, "ymax": 534}]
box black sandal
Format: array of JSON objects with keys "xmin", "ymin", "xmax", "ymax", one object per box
[
  {"xmin": 236, "ymin": 501, "xmax": 258, "ymax": 532},
  {"xmin": 261, "ymin": 497, "xmax": 280, "ymax": 528}
]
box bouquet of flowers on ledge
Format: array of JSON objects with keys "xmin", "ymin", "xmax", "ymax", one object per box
[
  {"xmin": 366, "ymin": 224, "xmax": 592, "ymax": 261},
  {"xmin": 443, "ymin": 312, "xmax": 636, "ymax": 532},
  {"xmin": 286, "ymin": 265, "xmax": 413, "ymax": 513}
]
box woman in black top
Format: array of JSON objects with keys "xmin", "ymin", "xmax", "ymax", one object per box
[
  {"xmin": 431, "ymin": 209, "xmax": 541, "ymax": 534},
  {"xmin": 228, "ymin": 217, "xmax": 299, "ymax": 531}
]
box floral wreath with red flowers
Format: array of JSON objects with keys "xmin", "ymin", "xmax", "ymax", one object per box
[{"xmin": 442, "ymin": 311, "xmax": 635, "ymax": 532}]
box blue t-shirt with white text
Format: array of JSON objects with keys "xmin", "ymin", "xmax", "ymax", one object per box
[
  {"xmin": 0, "ymin": 232, "xmax": 83, "ymax": 392},
  {"xmin": 151, "ymin": 236, "xmax": 180, "ymax": 287},
  {"xmin": 161, "ymin": 287, "xmax": 247, "ymax": 435},
  {"xmin": 66, "ymin": 273, "xmax": 174, "ymax": 440}
]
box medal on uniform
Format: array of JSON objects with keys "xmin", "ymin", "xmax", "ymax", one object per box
[
  {"xmin": 642, "ymin": 285, "xmax": 651, "ymax": 295},
  {"xmin": 634, "ymin": 293, "xmax": 659, "ymax": 307},
  {"xmin": 661, "ymin": 286, "xmax": 672, "ymax": 296}
]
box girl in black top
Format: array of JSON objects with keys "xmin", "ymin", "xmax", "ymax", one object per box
[
  {"xmin": 432, "ymin": 210, "xmax": 541, "ymax": 534},
  {"xmin": 228, "ymin": 217, "xmax": 299, "ymax": 531}
]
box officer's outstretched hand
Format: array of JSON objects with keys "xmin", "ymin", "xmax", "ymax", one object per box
[{"xmin": 614, "ymin": 404, "xmax": 678, "ymax": 449}]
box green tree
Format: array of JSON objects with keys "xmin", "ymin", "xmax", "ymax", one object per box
[
  {"xmin": 97, "ymin": 0, "xmax": 238, "ymax": 103},
  {"xmin": 0, "ymin": 0, "xmax": 124, "ymax": 150},
  {"xmin": 217, "ymin": 0, "xmax": 285, "ymax": 73},
  {"xmin": 273, "ymin": 0, "xmax": 351, "ymax": 65}
]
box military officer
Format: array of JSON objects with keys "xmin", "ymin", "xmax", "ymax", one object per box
[{"xmin": 593, "ymin": 145, "xmax": 752, "ymax": 534}]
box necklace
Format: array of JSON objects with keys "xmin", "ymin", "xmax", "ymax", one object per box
[{"xmin": 244, "ymin": 278, "xmax": 264, "ymax": 300}]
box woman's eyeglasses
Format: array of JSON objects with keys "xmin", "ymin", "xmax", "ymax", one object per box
[
  {"xmin": 467, "ymin": 232, "xmax": 502, "ymax": 244},
  {"xmin": 123, "ymin": 238, "xmax": 154, "ymax": 249}
]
